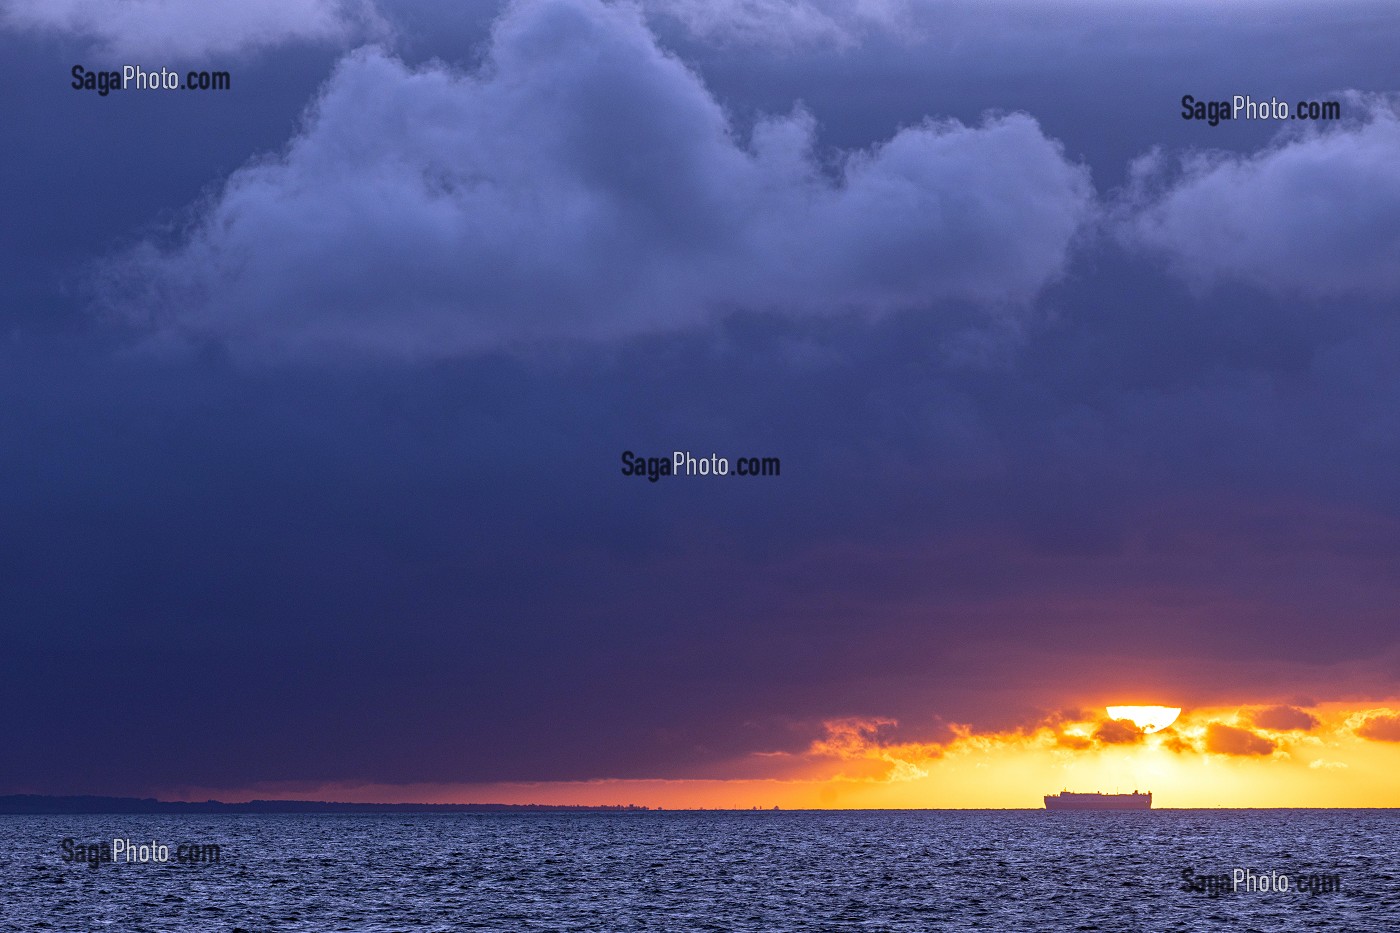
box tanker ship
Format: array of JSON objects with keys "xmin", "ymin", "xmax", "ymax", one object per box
[{"xmin": 1043, "ymin": 790, "xmax": 1151, "ymax": 810}]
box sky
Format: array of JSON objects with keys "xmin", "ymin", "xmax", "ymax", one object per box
[{"xmin": 1, "ymin": 0, "xmax": 1398, "ymax": 808}]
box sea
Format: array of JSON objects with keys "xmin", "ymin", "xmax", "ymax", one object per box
[{"xmin": 2, "ymin": 810, "xmax": 1396, "ymax": 932}]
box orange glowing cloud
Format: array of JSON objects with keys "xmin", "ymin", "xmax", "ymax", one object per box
[
  {"xmin": 164, "ymin": 701, "xmax": 1400, "ymax": 810},
  {"xmin": 1203, "ymin": 722, "xmax": 1277, "ymax": 757},
  {"xmin": 729, "ymin": 700, "xmax": 1400, "ymax": 806},
  {"xmin": 1248, "ymin": 705, "xmax": 1320, "ymax": 732},
  {"xmin": 1351, "ymin": 709, "xmax": 1400, "ymax": 742},
  {"xmin": 1092, "ymin": 718, "xmax": 1146, "ymax": 745}
]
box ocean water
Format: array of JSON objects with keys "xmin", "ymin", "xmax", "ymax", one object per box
[{"xmin": 2, "ymin": 810, "xmax": 1397, "ymax": 932}]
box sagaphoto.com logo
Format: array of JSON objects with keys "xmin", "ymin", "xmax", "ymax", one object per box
[
  {"xmin": 620, "ymin": 450, "xmax": 781, "ymax": 483},
  {"xmin": 60, "ymin": 837, "xmax": 223, "ymax": 867},
  {"xmin": 1180, "ymin": 93, "xmax": 1341, "ymax": 126},
  {"xmin": 71, "ymin": 64, "xmax": 231, "ymax": 96},
  {"xmin": 1180, "ymin": 866, "xmax": 1342, "ymax": 897}
]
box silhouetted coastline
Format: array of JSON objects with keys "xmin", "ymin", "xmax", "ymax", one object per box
[{"xmin": 0, "ymin": 795, "xmax": 650, "ymax": 814}]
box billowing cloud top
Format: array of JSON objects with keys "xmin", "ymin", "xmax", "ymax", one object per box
[
  {"xmin": 99, "ymin": 0, "xmax": 1093, "ymax": 358},
  {"xmin": 1120, "ymin": 95, "xmax": 1400, "ymax": 299},
  {"xmin": 0, "ymin": 0, "xmax": 382, "ymax": 59}
]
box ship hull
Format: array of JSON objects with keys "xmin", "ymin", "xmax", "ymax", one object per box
[
  {"xmin": 1047, "ymin": 790, "xmax": 1153, "ymax": 806},
  {"xmin": 1044, "ymin": 793, "xmax": 1151, "ymax": 810}
]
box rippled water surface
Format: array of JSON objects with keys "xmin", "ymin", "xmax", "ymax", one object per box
[{"xmin": 2, "ymin": 810, "xmax": 1397, "ymax": 931}]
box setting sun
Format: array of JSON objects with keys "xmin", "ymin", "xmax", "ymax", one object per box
[{"xmin": 1106, "ymin": 706, "xmax": 1182, "ymax": 733}]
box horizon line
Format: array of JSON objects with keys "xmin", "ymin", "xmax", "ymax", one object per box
[{"xmin": 2, "ymin": 794, "xmax": 1398, "ymax": 814}]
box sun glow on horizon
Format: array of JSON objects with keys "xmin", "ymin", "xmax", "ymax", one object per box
[
  {"xmin": 1106, "ymin": 705, "xmax": 1182, "ymax": 734},
  {"xmin": 168, "ymin": 701, "xmax": 1400, "ymax": 810}
]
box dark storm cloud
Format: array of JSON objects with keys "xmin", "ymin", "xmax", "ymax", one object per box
[
  {"xmin": 6, "ymin": 260, "xmax": 1397, "ymax": 790},
  {"xmin": 1, "ymin": 0, "xmax": 1399, "ymax": 795},
  {"xmin": 96, "ymin": 0, "xmax": 1092, "ymax": 357},
  {"xmin": 89, "ymin": 0, "xmax": 1400, "ymax": 359}
]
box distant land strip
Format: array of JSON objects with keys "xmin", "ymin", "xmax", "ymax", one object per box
[{"xmin": 0, "ymin": 795, "xmax": 652, "ymax": 814}]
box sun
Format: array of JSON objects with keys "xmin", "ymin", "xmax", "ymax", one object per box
[{"xmin": 1106, "ymin": 705, "xmax": 1181, "ymax": 734}]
